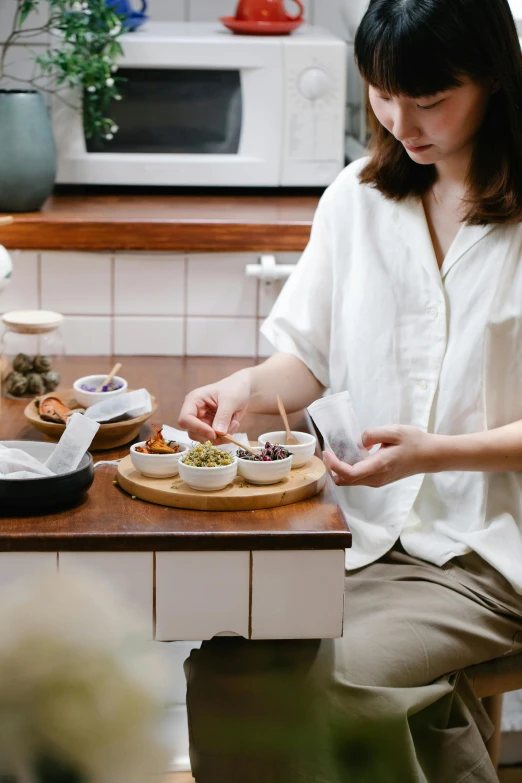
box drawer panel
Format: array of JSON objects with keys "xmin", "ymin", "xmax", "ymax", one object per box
[
  {"xmin": 251, "ymin": 550, "xmax": 345, "ymax": 639},
  {"xmin": 156, "ymin": 551, "xmax": 250, "ymax": 641}
]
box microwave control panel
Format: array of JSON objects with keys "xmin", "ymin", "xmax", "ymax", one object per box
[{"xmin": 282, "ymin": 39, "xmax": 348, "ymax": 185}]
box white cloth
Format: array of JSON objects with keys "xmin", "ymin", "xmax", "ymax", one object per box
[{"xmin": 261, "ymin": 157, "xmax": 522, "ymax": 594}]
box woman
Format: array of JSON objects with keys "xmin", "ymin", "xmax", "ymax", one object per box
[{"xmin": 178, "ymin": 0, "xmax": 522, "ymax": 780}]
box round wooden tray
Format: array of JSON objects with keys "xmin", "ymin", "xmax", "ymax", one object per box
[
  {"xmin": 24, "ymin": 388, "xmax": 158, "ymax": 450},
  {"xmin": 117, "ymin": 454, "xmax": 326, "ymax": 511}
]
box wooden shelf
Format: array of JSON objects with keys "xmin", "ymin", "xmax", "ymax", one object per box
[{"xmin": 0, "ymin": 194, "xmax": 319, "ymax": 252}]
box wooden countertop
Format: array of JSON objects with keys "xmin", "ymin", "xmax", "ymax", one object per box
[
  {"xmin": 0, "ymin": 193, "xmax": 319, "ymax": 253},
  {"xmin": 0, "ymin": 356, "xmax": 351, "ymax": 552}
]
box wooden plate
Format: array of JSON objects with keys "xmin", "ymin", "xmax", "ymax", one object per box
[
  {"xmin": 117, "ymin": 454, "xmax": 326, "ymax": 511},
  {"xmin": 24, "ymin": 389, "xmax": 158, "ymax": 450}
]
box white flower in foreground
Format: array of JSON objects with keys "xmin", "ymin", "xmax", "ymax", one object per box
[
  {"xmin": 105, "ymin": 77, "xmax": 114, "ymax": 87},
  {"xmin": 111, "ymin": 124, "xmax": 118, "ymax": 133},
  {"xmin": 0, "ymin": 570, "xmax": 170, "ymax": 783},
  {"xmin": 71, "ymin": 1, "xmax": 82, "ymax": 11},
  {"xmin": 87, "ymin": 85, "xmax": 96, "ymax": 93},
  {"xmin": 111, "ymin": 21, "xmax": 122, "ymax": 35}
]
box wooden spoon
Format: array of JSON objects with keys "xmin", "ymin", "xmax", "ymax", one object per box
[
  {"xmin": 0, "ymin": 216, "xmax": 13, "ymax": 226},
  {"xmin": 277, "ymin": 394, "xmax": 298, "ymax": 445},
  {"xmin": 219, "ymin": 433, "xmax": 259, "ymax": 457},
  {"xmin": 95, "ymin": 362, "xmax": 122, "ymax": 392}
]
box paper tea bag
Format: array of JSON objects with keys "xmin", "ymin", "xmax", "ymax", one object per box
[
  {"xmin": 308, "ymin": 391, "xmax": 369, "ymax": 465},
  {"xmin": 45, "ymin": 412, "xmax": 100, "ymax": 475}
]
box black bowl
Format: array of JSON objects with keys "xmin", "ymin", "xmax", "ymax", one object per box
[{"xmin": 0, "ymin": 441, "xmax": 94, "ymax": 514}]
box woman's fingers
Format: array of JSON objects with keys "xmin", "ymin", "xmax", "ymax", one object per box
[
  {"xmin": 362, "ymin": 426, "xmax": 401, "ymax": 449},
  {"xmin": 323, "ymin": 449, "xmax": 385, "ymax": 485}
]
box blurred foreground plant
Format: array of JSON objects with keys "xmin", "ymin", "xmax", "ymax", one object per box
[{"xmin": 0, "ymin": 569, "xmax": 169, "ymax": 783}]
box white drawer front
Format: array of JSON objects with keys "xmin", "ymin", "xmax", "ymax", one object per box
[
  {"xmin": 58, "ymin": 552, "xmax": 153, "ymax": 637},
  {"xmin": 0, "ymin": 552, "xmax": 57, "ymax": 587},
  {"xmin": 251, "ymin": 550, "xmax": 345, "ymax": 639},
  {"xmin": 155, "ymin": 551, "xmax": 250, "ymax": 641}
]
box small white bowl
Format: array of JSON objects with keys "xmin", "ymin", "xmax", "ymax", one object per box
[
  {"xmin": 130, "ymin": 441, "xmax": 188, "ymax": 478},
  {"xmin": 237, "ymin": 449, "xmax": 293, "ymax": 485},
  {"xmin": 257, "ymin": 431, "xmax": 316, "ymax": 468},
  {"xmin": 178, "ymin": 455, "xmax": 238, "ymax": 491},
  {"xmin": 73, "ymin": 374, "xmax": 128, "ymax": 407}
]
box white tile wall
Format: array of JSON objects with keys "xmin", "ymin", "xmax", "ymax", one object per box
[
  {"xmin": 186, "ymin": 316, "xmax": 257, "ymax": 356},
  {"xmin": 0, "ymin": 251, "xmax": 39, "ymax": 313},
  {"xmin": 4, "ymin": 251, "xmax": 295, "ymax": 357},
  {"xmin": 114, "ymin": 254, "xmax": 185, "ymax": 316},
  {"xmin": 114, "ymin": 316, "xmax": 184, "ymax": 355},
  {"xmin": 41, "ymin": 252, "xmax": 112, "ymax": 315},
  {"xmin": 187, "ymin": 253, "xmax": 257, "ymax": 317},
  {"xmin": 62, "ymin": 316, "xmax": 112, "ymax": 355}
]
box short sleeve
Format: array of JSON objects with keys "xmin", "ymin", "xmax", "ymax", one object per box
[{"xmin": 260, "ymin": 188, "xmax": 334, "ymax": 388}]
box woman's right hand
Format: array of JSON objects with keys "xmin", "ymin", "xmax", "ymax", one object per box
[{"xmin": 177, "ymin": 370, "xmax": 252, "ymax": 443}]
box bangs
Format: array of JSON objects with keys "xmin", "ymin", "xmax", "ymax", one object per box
[{"xmin": 355, "ymin": 2, "xmax": 477, "ymax": 97}]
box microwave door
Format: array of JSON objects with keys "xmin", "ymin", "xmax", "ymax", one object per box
[
  {"xmin": 85, "ymin": 69, "xmax": 242, "ymax": 155},
  {"xmin": 53, "ymin": 48, "xmax": 284, "ymax": 186}
]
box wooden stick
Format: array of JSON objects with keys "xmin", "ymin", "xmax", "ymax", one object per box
[
  {"xmin": 219, "ymin": 433, "xmax": 258, "ymax": 457},
  {"xmin": 276, "ymin": 394, "xmax": 298, "ymax": 445},
  {"xmin": 0, "ymin": 216, "xmax": 13, "ymax": 226},
  {"xmin": 95, "ymin": 362, "xmax": 122, "ymax": 392}
]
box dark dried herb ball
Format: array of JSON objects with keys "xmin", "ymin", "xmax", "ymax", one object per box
[
  {"xmin": 5, "ymin": 373, "xmax": 28, "ymax": 396},
  {"xmin": 33, "ymin": 354, "xmax": 52, "ymax": 373},
  {"xmin": 12, "ymin": 352, "xmax": 33, "ymax": 374},
  {"xmin": 27, "ymin": 372, "xmax": 46, "ymax": 395},
  {"xmin": 41, "ymin": 371, "xmax": 60, "ymax": 392}
]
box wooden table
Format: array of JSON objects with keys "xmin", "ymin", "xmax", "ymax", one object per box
[{"xmin": 0, "ymin": 357, "xmax": 350, "ymax": 641}]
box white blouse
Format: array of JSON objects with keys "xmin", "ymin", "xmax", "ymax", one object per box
[{"xmin": 261, "ymin": 158, "xmax": 522, "ymax": 593}]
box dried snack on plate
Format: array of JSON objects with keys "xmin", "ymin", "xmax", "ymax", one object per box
[{"xmin": 134, "ymin": 424, "xmax": 181, "ymax": 454}]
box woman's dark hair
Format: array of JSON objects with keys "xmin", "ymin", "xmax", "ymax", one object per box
[{"xmin": 354, "ymin": 0, "xmax": 522, "ymax": 224}]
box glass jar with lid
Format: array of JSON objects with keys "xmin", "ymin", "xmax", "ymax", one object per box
[{"xmin": 0, "ymin": 310, "xmax": 65, "ymax": 399}]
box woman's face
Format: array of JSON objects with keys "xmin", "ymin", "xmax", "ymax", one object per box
[{"xmin": 368, "ymin": 76, "xmax": 494, "ymax": 165}]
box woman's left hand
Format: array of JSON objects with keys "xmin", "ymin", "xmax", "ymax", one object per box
[{"xmin": 322, "ymin": 425, "xmax": 435, "ymax": 487}]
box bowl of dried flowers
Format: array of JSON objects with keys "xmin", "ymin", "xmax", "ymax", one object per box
[{"xmin": 236, "ymin": 441, "xmax": 293, "ymax": 485}]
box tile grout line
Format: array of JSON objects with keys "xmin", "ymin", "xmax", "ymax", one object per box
[
  {"xmin": 110, "ymin": 255, "xmax": 115, "ymax": 355},
  {"xmin": 183, "ymin": 255, "xmax": 188, "ymax": 356}
]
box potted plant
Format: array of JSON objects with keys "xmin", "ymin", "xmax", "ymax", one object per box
[{"xmin": 0, "ymin": 1, "xmax": 126, "ymax": 212}]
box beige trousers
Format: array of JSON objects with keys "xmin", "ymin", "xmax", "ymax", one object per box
[{"xmin": 185, "ymin": 544, "xmax": 522, "ymax": 783}]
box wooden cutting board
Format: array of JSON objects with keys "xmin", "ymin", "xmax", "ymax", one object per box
[{"xmin": 116, "ymin": 454, "xmax": 327, "ymax": 511}]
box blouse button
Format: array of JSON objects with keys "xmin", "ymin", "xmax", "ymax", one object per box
[
  {"xmin": 428, "ymin": 307, "xmax": 438, "ymax": 319},
  {"xmin": 419, "ymin": 380, "xmax": 428, "ymax": 390}
]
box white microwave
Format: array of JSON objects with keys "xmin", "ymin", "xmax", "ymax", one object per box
[{"xmin": 52, "ymin": 22, "xmax": 347, "ymax": 188}]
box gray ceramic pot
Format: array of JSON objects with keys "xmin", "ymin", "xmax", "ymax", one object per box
[{"xmin": 0, "ymin": 90, "xmax": 57, "ymax": 212}]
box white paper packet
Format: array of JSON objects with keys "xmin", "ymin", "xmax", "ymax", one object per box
[
  {"xmin": 84, "ymin": 388, "xmax": 152, "ymax": 423},
  {"xmin": 161, "ymin": 424, "xmax": 249, "ymax": 454},
  {"xmin": 0, "ymin": 445, "xmax": 55, "ymax": 480},
  {"xmin": 0, "ymin": 413, "xmax": 99, "ymax": 479},
  {"xmin": 45, "ymin": 412, "xmax": 100, "ymax": 474},
  {"xmin": 308, "ymin": 391, "xmax": 369, "ymax": 465}
]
